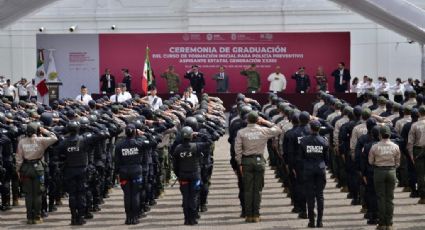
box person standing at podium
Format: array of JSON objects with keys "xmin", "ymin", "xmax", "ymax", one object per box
[
  {"xmin": 212, "ymin": 65, "xmax": 229, "ymax": 93},
  {"xmin": 100, "ymin": 68, "xmax": 116, "ymax": 94},
  {"xmin": 75, "ymin": 85, "xmax": 93, "ymax": 105}
]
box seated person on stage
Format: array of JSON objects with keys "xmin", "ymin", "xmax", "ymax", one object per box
[
  {"xmin": 110, "ymin": 85, "xmax": 127, "ymax": 103},
  {"xmin": 75, "ymin": 85, "xmax": 93, "ymax": 105},
  {"xmin": 120, "ymin": 83, "xmax": 132, "ymax": 100},
  {"xmin": 145, "ymin": 85, "xmax": 163, "ymax": 111}
]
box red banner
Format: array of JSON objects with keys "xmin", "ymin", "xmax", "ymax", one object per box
[{"xmin": 99, "ymin": 32, "xmax": 350, "ymax": 94}]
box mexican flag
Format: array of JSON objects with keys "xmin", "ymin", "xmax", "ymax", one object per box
[
  {"xmin": 142, "ymin": 46, "xmax": 153, "ymax": 94},
  {"xmin": 35, "ymin": 49, "xmax": 48, "ymax": 97}
]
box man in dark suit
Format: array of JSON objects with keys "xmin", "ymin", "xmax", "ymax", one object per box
[
  {"xmin": 121, "ymin": 68, "xmax": 132, "ymax": 93},
  {"xmin": 331, "ymin": 62, "xmax": 351, "ymax": 93},
  {"xmin": 184, "ymin": 65, "xmax": 205, "ymax": 93},
  {"xmin": 100, "ymin": 68, "xmax": 116, "ymax": 94},
  {"xmin": 212, "ymin": 65, "xmax": 229, "ymax": 93}
]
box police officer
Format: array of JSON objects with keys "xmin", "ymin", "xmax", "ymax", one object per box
[
  {"xmin": 357, "ymin": 118, "xmax": 379, "ymax": 225},
  {"xmin": 184, "ymin": 65, "xmax": 205, "ymax": 94},
  {"xmin": 291, "ymin": 67, "xmax": 311, "ymax": 93},
  {"xmin": 15, "ymin": 123, "xmax": 57, "ymax": 224},
  {"xmin": 407, "ymin": 105, "xmax": 425, "ymax": 203},
  {"xmin": 0, "ymin": 128, "xmax": 14, "ymax": 211},
  {"xmin": 369, "ymin": 125, "xmax": 401, "ymax": 230},
  {"xmin": 172, "ymin": 126, "xmax": 212, "ymax": 225},
  {"xmin": 235, "ymin": 111, "xmax": 282, "ymax": 223},
  {"xmin": 115, "ymin": 124, "xmax": 151, "ymax": 225},
  {"xmin": 228, "ymin": 105, "xmax": 251, "ymax": 217},
  {"xmin": 56, "ymin": 121, "xmax": 94, "ymax": 225},
  {"xmin": 300, "ymin": 120, "xmax": 329, "ymax": 228}
]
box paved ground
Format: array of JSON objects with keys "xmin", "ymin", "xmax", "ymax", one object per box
[{"xmin": 2, "ymin": 134, "xmax": 425, "ymax": 229}]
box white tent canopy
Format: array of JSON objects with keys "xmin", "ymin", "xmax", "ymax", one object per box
[
  {"xmin": 330, "ymin": 0, "xmax": 425, "ymax": 79},
  {"xmin": 0, "ymin": 0, "xmax": 58, "ymax": 28}
]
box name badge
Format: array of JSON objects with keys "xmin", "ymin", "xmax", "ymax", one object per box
[
  {"xmin": 170, "ymin": 91, "xmax": 174, "ymax": 94},
  {"xmin": 193, "ymin": 91, "xmax": 196, "ymax": 94},
  {"xmin": 301, "ymin": 91, "xmax": 304, "ymax": 94},
  {"xmin": 251, "ymin": 91, "xmax": 256, "ymax": 94}
]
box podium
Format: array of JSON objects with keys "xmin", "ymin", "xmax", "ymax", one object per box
[{"xmin": 46, "ymin": 82, "xmax": 62, "ymax": 105}]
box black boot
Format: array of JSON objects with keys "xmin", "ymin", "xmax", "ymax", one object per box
[
  {"xmin": 70, "ymin": 209, "xmax": 77, "ymax": 225},
  {"xmin": 1, "ymin": 199, "xmax": 12, "ymax": 211},
  {"xmin": 76, "ymin": 210, "xmax": 86, "ymax": 225},
  {"xmin": 125, "ymin": 216, "xmax": 131, "ymax": 225},
  {"xmin": 200, "ymin": 205, "xmax": 208, "ymax": 212},
  {"xmin": 131, "ymin": 217, "xmax": 140, "ymax": 225}
]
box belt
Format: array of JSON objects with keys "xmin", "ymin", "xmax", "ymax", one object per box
[
  {"xmin": 23, "ymin": 159, "xmax": 41, "ymax": 164},
  {"xmin": 242, "ymin": 154, "xmax": 262, "ymax": 158},
  {"xmin": 374, "ymin": 166, "xmax": 395, "ymax": 170}
]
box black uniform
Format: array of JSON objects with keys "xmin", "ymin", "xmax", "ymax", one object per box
[
  {"xmin": 172, "ymin": 134, "xmax": 211, "ymax": 225},
  {"xmin": 291, "ymin": 74, "xmax": 311, "ymax": 93},
  {"xmin": 228, "ymin": 116, "xmax": 247, "ymax": 215},
  {"xmin": 288, "ymin": 124, "xmax": 311, "ymax": 217},
  {"xmin": 0, "ymin": 131, "xmax": 15, "ymax": 210},
  {"xmin": 184, "ymin": 72, "xmax": 205, "ymax": 93},
  {"xmin": 300, "ymin": 132, "xmax": 329, "ymax": 227},
  {"xmin": 57, "ymin": 133, "xmax": 95, "ymax": 224},
  {"xmin": 115, "ymin": 136, "xmax": 151, "ymax": 224}
]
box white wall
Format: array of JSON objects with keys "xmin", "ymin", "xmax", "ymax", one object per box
[{"xmin": 0, "ymin": 0, "xmax": 423, "ymax": 85}]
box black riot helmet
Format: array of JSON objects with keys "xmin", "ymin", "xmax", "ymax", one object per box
[
  {"xmin": 194, "ymin": 114, "xmax": 206, "ymax": 124},
  {"xmin": 67, "ymin": 121, "xmax": 80, "ymax": 135},
  {"xmin": 79, "ymin": 117, "xmax": 90, "ymax": 129},
  {"xmin": 185, "ymin": 117, "xmax": 199, "ymax": 130},
  {"xmin": 181, "ymin": 126, "xmax": 194, "ymax": 140}
]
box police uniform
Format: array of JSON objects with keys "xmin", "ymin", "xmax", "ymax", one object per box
[
  {"xmin": 299, "ymin": 120, "xmax": 329, "ymax": 228},
  {"xmin": 368, "ymin": 126, "xmax": 401, "ymax": 229},
  {"xmin": 235, "ymin": 112, "xmax": 282, "ymax": 222},
  {"xmin": 291, "ymin": 73, "xmax": 311, "ymax": 93},
  {"xmin": 228, "ymin": 107, "xmax": 249, "ymax": 217},
  {"xmin": 172, "ymin": 127, "xmax": 212, "ymax": 225},
  {"xmin": 56, "ymin": 122, "xmax": 95, "ymax": 225},
  {"xmin": 115, "ymin": 126, "xmax": 152, "ymax": 225},
  {"xmin": 184, "ymin": 71, "xmax": 205, "ymax": 93},
  {"xmin": 15, "ymin": 124, "xmax": 57, "ymax": 224},
  {"xmin": 359, "ymin": 126, "xmax": 380, "ymax": 225},
  {"xmin": 407, "ymin": 106, "xmax": 425, "ymax": 202}
]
